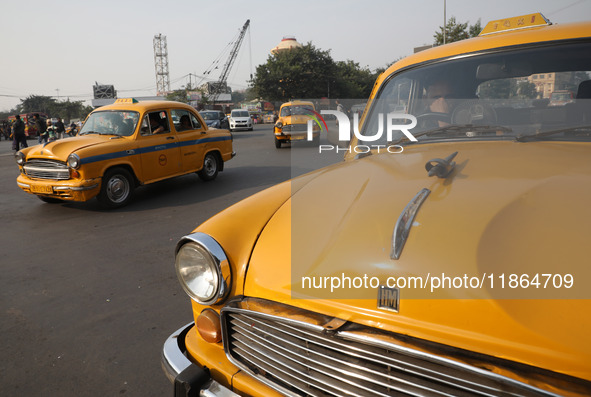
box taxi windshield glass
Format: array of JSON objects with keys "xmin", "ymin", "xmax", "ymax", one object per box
[
  {"xmin": 361, "ymin": 41, "xmax": 591, "ymax": 145},
  {"xmin": 281, "ymin": 105, "xmax": 315, "ymax": 117},
  {"xmin": 80, "ymin": 111, "xmax": 140, "ymax": 137}
]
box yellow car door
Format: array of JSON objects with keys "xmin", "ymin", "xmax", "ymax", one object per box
[
  {"xmin": 171, "ymin": 109, "xmax": 208, "ymax": 173},
  {"xmin": 138, "ymin": 110, "xmax": 182, "ymax": 183}
]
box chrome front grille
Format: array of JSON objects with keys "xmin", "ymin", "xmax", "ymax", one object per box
[
  {"xmin": 221, "ymin": 300, "xmax": 564, "ymax": 397},
  {"xmin": 23, "ymin": 160, "xmax": 70, "ymax": 180}
]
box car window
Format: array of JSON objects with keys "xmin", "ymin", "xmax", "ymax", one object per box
[
  {"xmin": 79, "ymin": 111, "xmax": 139, "ymax": 137},
  {"xmin": 172, "ymin": 109, "xmax": 201, "ymax": 132},
  {"xmin": 190, "ymin": 113, "xmax": 202, "ymax": 129},
  {"xmin": 231, "ymin": 110, "xmax": 249, "ymax": 118},
  {"xmin": 280, "ymin": 107, "xmax": 291, "ymax": 117},
  {"xmin": 361, "ymin": 42, "xmax": 591, "ymax": 145},
  {"xmin": 140, "ymin": 111, "xmax": 170, "ymax": 136}
]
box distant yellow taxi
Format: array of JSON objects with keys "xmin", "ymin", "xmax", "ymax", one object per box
[
  {"xmin": 15, "ymin": 99, "xmax": 234, "ymax": 208},
  {"xmin": 273, "ymin": 100, "xmax": 321, "ymax": 148},
  {"xmin": 163, "ymin": 14, "xmax": 591, "ymax": 396}
]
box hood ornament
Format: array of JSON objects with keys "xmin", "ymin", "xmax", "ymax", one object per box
[
  {"xmin": 391, "ymin": 188, "xmax": 431, "ymax": 260},
  {"xmin": 425, "ymin": 151, "xmax": 458, "ymax": 178}
]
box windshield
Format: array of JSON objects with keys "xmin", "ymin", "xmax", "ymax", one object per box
[
  {"xmin": 200, "ymin": 112, "xmax": 218, "ymax": 120},
  {"xmin": 281, "ymin": 105, "xmax": 315, "ymax": 117},
  {"xmin": 361, "ymin": 42, "xmax": 591, "ymax": 145},
  {"xmin": 231, "ymin": 111, "xmax": 249, "ymax": 118},
  {"xmin": 80, "ymin": 111, "xmax": 140, "ymax": 137}
]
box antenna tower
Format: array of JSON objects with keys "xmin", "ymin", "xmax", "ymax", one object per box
[{"xmin": 153, "ymin": 34, "xmax": 171, "ymax": 95}]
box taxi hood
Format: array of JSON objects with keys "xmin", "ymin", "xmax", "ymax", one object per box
[
  {"xmin": 244, "ymin": 140, "xmax": 591, "ymax": 376},
  {"xmin": 24, "ymin": 135, "xmax": 122, "ymax": 161}
]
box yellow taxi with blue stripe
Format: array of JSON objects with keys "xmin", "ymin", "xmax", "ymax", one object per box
[
  {"xmin": 15, "ymin": 99, "xmax": 234, "ymax": 208},
  {"xmin": 274, "ymin": 100, "xmax": 321, "ymax": 148},
  {"xmin": 162, "ymin": 14, "xmax": 591, "ymax": 397}
]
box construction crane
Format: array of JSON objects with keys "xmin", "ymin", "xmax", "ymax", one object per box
[{"xmin": 209, "ymin": 19, "xmax": 250, "ymax": 103}]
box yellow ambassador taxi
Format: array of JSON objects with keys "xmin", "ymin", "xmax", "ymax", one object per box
[
  {"xmin": 274, "ymin": 100, "xmax": 321, "ymax": 148},
  {"xmin": 15, "ymin": 99, "xmax": 234, "ymax": 208},
  {"xmin": 162, "ymin": 14, "xmax": 591, "ymax": 396}
]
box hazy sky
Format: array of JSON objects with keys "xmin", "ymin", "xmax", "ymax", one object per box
[{"xmin": 1, "ymin": 0, "xmax": 590, "ymax": 111}]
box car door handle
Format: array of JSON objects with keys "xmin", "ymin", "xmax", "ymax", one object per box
[{"xmin": 166, "ymin": 136, "xmax": 175, "ymax": 140}]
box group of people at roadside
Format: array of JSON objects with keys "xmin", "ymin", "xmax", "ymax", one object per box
[{"xmin": 9, "ymin": 114, "xmax": 75, "ymax": 152}]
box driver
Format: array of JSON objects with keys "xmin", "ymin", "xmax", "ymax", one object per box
[{"xmin": 425, "ymin": 80, "xmax": 455, "ymax": 127}]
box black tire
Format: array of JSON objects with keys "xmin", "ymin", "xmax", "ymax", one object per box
[
  {"xmin": 198, "ymin": 152, "xmax": 219, "ymax": 181},
  {"xmin": 274, "ymin": 137, "xmax": 282, "ymax": 148},
  {"xmin": 38, "ymin": 196, "xmax": 63, "ymax": 204},
  {"xmin": 98, "ymin": 167, "xmax": 134, "ymax": 208}
]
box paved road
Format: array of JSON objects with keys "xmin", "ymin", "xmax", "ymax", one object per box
[{"xmin": 0, "ymin": 125, "xmax": 342, "ymax": 396}]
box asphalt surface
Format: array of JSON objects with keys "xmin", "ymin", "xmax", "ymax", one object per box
[{"xmin": 0, "ymin": 125, "xmax": 342, "ymax": 396}]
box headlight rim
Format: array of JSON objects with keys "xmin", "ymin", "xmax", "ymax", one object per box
[
  {"xmin": 15, "ymin": 151, "xmax": 25, "ymax": 166},
  {"xmin": 175, "ymin": 232, "xmax": 231, "ymax": 306},
  {"xmin": 67, "ymin": 153, "xmax": 81, "ymax": 169}
]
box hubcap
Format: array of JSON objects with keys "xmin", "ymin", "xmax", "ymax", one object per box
[
  {"xmin": 106, "ymin": 175, "xmax": 129, "ymax": 203},
  {"xmin": 204, "ymin": 156, "xmax": 216, "ymax": 176}
]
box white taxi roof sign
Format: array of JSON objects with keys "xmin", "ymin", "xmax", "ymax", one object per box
[
  {"xmin": 115, "ymin": 98, "xmax": 139, "ymax": 104},
  {"xmin": 479, "ymin": 13, "xmax": 550, "ymax": 36}
]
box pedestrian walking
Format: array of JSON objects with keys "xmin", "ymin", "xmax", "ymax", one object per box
[
  {"xmin": 46, "ymin": 119, "xmax": 57, "ymax": 142},
  {"xmin": 55, "ymin": 117, "xmax": 65, "ymax": 139},
  {"xmin": 34, "ymin": 113, "xmax": 48, "ymax": 144},
  {"xmin": 11, "ymin": 115, "xmax": 28, "ymax": 151}
]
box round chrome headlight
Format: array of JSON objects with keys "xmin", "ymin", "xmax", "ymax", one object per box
[
  {"xmin": 175, "ymin": 233, "xmax": 231, "ymax": 305},
  {"xmin": 275, "ymin": 121, "xmax": 283, "ymax": 129},
  {"xmin": 15, "ymin": 151, "xmax": 25, "ymax": 166},
  {"xmin": 67, "ymin": 153, "xmax": 81, "ymax": 169}
]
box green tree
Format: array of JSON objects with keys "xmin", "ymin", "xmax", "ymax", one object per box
[
  {"xmin": 15, "ymin": 95, "xmax": 92, "ymax": 121},
  {"xmin": 251, "ymin": 42, "xmax": 380, "ymax": 101},
  {"xmin": 166, "ymin": 83, "xmax": 196, "ymax": 104},
  {"xmin": 20, "ymin": 95, "xmax": 57, "ymax": 114},
  {"xmin": 515, "ymin": 81, "xmax": 537, "ymax": 99},
  {"xmin": 333, "ymin": 60, "xmax": 378, "ymax": 99},
  {"xmin": 252, "ymin": 42, "xmax": 337, "ymax": 101},
  {"xmin": 434, "ymin": 17, "xmax": 482, "ymax": 45}
]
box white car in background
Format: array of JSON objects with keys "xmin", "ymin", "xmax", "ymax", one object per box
[{"xmin": 229, "ymin": 109, "xmax": 253, "ymax": 132}]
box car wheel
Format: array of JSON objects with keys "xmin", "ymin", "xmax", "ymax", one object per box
[
  {"xmin": 98, "ymin": 167, "xmax": 134, "ymax": 208},
  {"xmin": 198, "ymin": 152, "xmax": 219, "ymax": 181},
  {"xmin": 38, "ymin": 196, "xmax": 63, "ymax": 204},
  {"xmin": 274, "ymin": 137, "xmax": 282, "ymax": 148}
]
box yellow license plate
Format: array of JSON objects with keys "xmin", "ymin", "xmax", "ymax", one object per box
[{"xmin": 31, "ymin": 184, "xmax": 53, "ymax": 194}]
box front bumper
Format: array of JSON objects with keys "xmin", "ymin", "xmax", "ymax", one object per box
[
  {"xmin": 16, "ymin": 174, "xmax": 100, "ymax": 202},
  {"xmin": 162, "ymin": 322, "xmax": 239, "ymax": 397},
  {"xmin": 274, "ymin": 131, "xmax": 319, "ymax": 142},
  {"xmin": 230, "ymin": 124, "xmax": 252, "ymax": 131}
]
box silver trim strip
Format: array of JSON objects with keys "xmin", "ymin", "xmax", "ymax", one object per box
[
  {"xmin": 391, "ymin": 188, "xmax": 430, "ymax": 260},
  {"xmin": 161, "ymin": 322, "xmax": 240, "ymax": 396},
  {"xmin": 161, "ymin": 322, "xmax": 194, "ymax": 382},
  {"xmin": 53, "ymin": 184, "xmax": 99, "ymax": 191}
]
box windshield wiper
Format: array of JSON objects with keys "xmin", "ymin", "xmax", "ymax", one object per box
[
  {"xmin": 391, "ymin": 124, "xmax": 513, "ymax": 146},
  {"xmin": 80, "ymin": 131, "xmax": 119, "ymax": 136},
  {"xmin": 515, "ymin": 125, "xmax": 591, "ymax": 142}
]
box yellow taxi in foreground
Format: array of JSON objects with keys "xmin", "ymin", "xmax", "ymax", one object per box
[
  {"xmin": 163, "ymin": 14, "xmax": 591, "ymax": 396},
  {"xmin": 274, "ymin": 100, "xmax": 321, "ymax": 148},
  {"xmin": 15, "ymin": 99, "xmax": 234, "ymax": 208}
]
